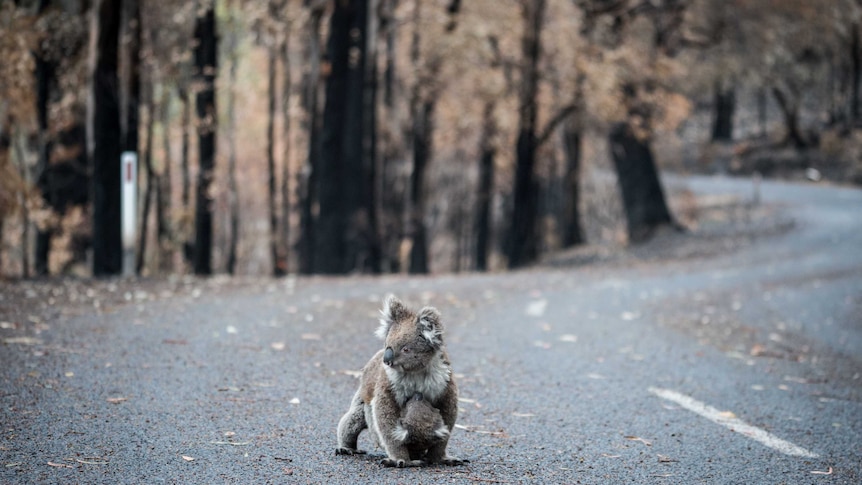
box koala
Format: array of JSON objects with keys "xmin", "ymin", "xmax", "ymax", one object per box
[
  {"xmin": 396, "ymin": 392, "xmax": 450, "ymax": 459},
  {"xmin": 335, "ymin": 295, "xmax": 466, "ymax": 468}
]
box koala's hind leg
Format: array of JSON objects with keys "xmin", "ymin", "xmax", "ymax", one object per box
[{"xmin": 336, "ymin": 390, "xmax": 368, "ymax": 455}]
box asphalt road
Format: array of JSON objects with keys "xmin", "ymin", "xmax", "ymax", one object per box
[{"xmin": 1, "ymin": 175, "xmax": 860, "ymax": 484}]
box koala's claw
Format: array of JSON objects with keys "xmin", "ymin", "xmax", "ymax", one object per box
[
  {"xmin": 335, "ymin": 447, "xmax": 366, "ymax": 456},
  {"xmin": 441, "ymin": 457, "xmax": 469, "ymax": 466}
]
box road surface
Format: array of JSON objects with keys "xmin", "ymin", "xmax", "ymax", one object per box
[{"xmin": 1, "ymin": 175, "xmax": 860, "ymax": 484}]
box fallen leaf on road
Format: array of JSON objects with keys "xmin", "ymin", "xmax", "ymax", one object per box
[
  {"xmin": 182, "ymin": 456, "xmax": 195, "ymax": 462},
  {"xmin": 289, "ymin": 398, "xmax": 300, "ymax": 404},
  {"xmin": 558, "ymin": 334, "xmax": 578, "ymax": 343},
  {"xmin": 0, "ymin": 321, "xmax": 17, "ymax": 329},
  {"xmin": 226, "ymin": 326, "xmax": 238, "ymax": 334},
  {"xmin": 532, "ymin": 341, "xmax": 551, "ymax": 349},
  {"xmin": 810, "ymin": 467, "xmax": 833, "ymax": 475},
  {"xmin": 210, "ymin": 441, "xmax": 250, "ymax": 446},
  {"xmin": 621, "ymin": 312, "xmax": 640, "ymax": 321},
  {"xmin": 162, "ymin": 339, "xmax": 187, "ymax": 345},
  {"xmin": 340, "ymin": 369, "xmax": 362, "ymax": 378},
  {"xmin": 525, "ymin": 299, "xmax": 547, "ymax": 317},
  {"xmin": 3, "ymin": 337, "xmax": 43, "ymax": 345},
  {"xmin": 512, "ymin": 412, "xmax": 535, "ymax": 417},
  {"xmin": 717, "ymin": 411, "xmax": 736, "ymax": 419},
  {"xmin": 657, "ymin": 454, "xmax": 677, "ymax": 463},
  {"xmin": 301, "ymin": 333, "xmax": 321, "ymax": 340},
  {"xmin": 271, "ymin": 342, "xmax": 286, "ymax": 351},
  {"xmin": 625, "ymin": 436, "xmax": 652, "ymax": 446},
  {"xmin": 106, "ymin": 397, "xmax": 128, "ymax": 404},
  {"xmin": 601, "ymin": 454, "xmax": 621, "ymax": 458}
]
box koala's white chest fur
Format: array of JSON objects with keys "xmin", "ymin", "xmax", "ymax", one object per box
[{"xmin": 384, "ymin": 355, "xmax": 451, "ymax": 406}]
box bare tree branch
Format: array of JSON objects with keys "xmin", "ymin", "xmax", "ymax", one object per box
[{"xmin": 537, "ymin": 103, "xmax": 578, "ymax": 147}]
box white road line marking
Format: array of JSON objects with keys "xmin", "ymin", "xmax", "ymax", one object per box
[{"xmin": 648, "ymin": 387, "xmax": 819, "ymax": 458}]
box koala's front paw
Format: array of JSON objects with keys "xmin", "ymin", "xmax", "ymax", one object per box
[
  {"xmin": 335, "ymin": 447, "xmax": 366, "ymax": 456},
  {"xmin": 381, "ymin": 458, "xmax": 406, "ymax": 468},
  {"xmin": 381, "ymin": 458, "xmax": 425, "ymax": 468}
]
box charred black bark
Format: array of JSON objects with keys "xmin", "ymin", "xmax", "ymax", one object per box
[
  {"xmin": 192, "ymin": 3, "xmax": 216, "ymax": 275},
  {"xmin": 474, "ymin": 101, "xmax": 496, "ymax": 271},
  {"xmin": 608, "ymin": 122, "xmax": 675, "ymax": 243},
  {"xmin": 771, "ymin": 86, "xmax": 807, "ymax": 149},
  {"xmin": 90, "ymin": 0, "xmax": 123, "ymax": 276},
  {"xmin": 34, "ymin": 49, "xmax": 54, "ymax": 276},
  {"xmin": 314, "ymin": 0, "xmax": 378, "ymax": 274},
  {"xmin": 313, "ymin": 0, "xmax": 352, "ymax": 273},
  {"xmin": 266, "ymin": 45, "xmax": 282, "ymax": 276},
  {"xmin": 711, "ymin": 83, "xmax": 734, "ymax": 142},
  {"xmin": 408, "ymin": 98, "xmax": 434, "ymax": 274},
  {"xmin": 507, "ymin": 0, "xmax": 545, "ymax": 269},
  {"xmin": 299, "ymin": 3, "xmax": 324, "ymax": 275},
  {"xmin": 852, "ymin": 21, "xmax": 860, "ymax": 124},
  {"xmin": 560, "ymin": 119, "xmax": 583, "ymax": 248}
]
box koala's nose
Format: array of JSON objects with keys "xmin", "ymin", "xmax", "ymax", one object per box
[{"xmin": 383, "ymin": 347, "xmax": 394, "ymax": 366}]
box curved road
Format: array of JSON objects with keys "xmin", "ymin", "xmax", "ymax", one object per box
[{"xmin": 1, "ymin": 175, "xmax": 860, "ymax": 484}]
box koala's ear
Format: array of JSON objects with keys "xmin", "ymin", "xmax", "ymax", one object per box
[
  {"xmin": 417, "ymin": 306, "xmax": 443, "ymax": 348},
  {"xmin": 376, "ymin": 294, "xmax": 405, "ymax": 340}
]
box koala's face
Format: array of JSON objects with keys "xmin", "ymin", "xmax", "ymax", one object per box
[{"xmin": 376, "ymin": 295, "xmax": 443, "ymax": 373}]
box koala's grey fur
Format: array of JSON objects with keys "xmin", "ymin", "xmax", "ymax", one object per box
[
  {"xmin": 335, "ymin": 295, "xmax": 466, "ymax": 468},
  {"xmin": 396, "ymin": 392, "xmax": 450, "ymax": 459}
]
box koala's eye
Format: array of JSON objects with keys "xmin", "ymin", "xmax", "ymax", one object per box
[{"xmin": 401, "ymin": 346, "xmax": 411, "ymax": 353}]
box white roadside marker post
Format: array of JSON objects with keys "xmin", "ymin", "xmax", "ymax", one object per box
[{"xmin": 121, "ymin": 151, "xmax": 137, "ymax": 277}]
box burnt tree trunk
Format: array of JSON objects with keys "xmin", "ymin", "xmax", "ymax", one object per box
[
  {"xmin": 407, "ymin": 0, "xmax": 430, "ymax": 274},
  {"xmin": 314, "ymin": 0, "xmax": 376, "ymax": 274},
  {"xmin": 852, "ymin": 21, "xmax": 860, "ymax": 124},
  {"xmin": 156, "ymin": 85, "xmax": 173, "ymax": 273},
  {"xmin": 299, "ymin": 2, "xmax": 324, "ymax": 275},
  {"xmin": 313, "ymin": 0, "xmax": 352, "ymax": 273},
  {"xmin": 771, "ymin": 86, "xmax": 807, "ymax": 149},
  {"xmin": 34, "ymin": 39, "xmax": 54, "ymax": 276},
  {"xmin": 266, "ymin": 45, "xmax": 282, "ymax": 276},
  {"xmin": 711, "ymin": 81, "xmax": 734, "ymax": 142},
  {"xmin": 408, "ymin": 97, "xmax": 434, "ymax": 274},
  {"xmin": 136, "ymin": 84, "xmax": 155, "ymax": 274},
  {"xmin": 279, "ymin": 34, "xmax": 291, "ymax": 275},
  {"xmin": 224, "ymin": 3, "xmax": 239, "ymax": 275},
  {"xmin": 608, "ymin": 122, "xmax": 675, "ymax": 243},
  {"xmin": 507, "ymin": 0, "xmax": 545, "ymax": 269},
  {"xmin": 474, "ymin": 100, "xmax": 496, "ymax": 271},
  {"xmin": 90, "ymin": 0, "xmax": 123, "ymax": 276},
  {"xmin": 193, "ymin": 2, "xmax": 216, "ymax": 275},
  {"xmin": 560, "ymin": 118, "xmax": 583, "ymax": 248},
  {"xmin": 179, "ymin": 86, "xmax": 191, "ymax": 209}
]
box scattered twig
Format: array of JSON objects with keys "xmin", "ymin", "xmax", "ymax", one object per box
[
  {"xmin": 810, "ymin": 467, "xmax": 833, "ymax": 475},
  {"xmin": 209, "ymin": 441, "xmax": 251, "ymax": 446},
  {"xmin": 47, "ymin": 461, "xmax": 74, "ymax": 468},
  {"xmin": 75, "ymin": 458, "xmax": 108, "ymax": 465},
  {"xmin": 625, "ymin": 435, "xmax": 652, "ymax": 446}
]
